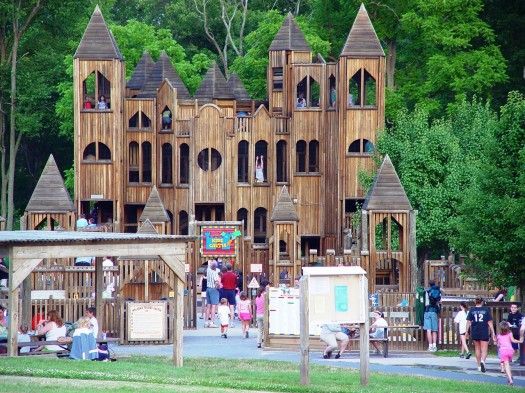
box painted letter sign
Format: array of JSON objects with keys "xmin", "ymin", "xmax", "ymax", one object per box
[{"xmin": 201, "ymin": 226, "xmax": 241, "ymax": 256}]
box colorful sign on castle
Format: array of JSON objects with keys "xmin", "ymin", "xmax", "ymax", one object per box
[{"xmin": 201, "ymin": 226, "xmax": 241, "ymax": 256}]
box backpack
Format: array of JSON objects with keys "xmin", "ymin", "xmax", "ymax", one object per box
[{"xmin": 427, "ymin": 287, "xmax": 441, "ymax": 308}]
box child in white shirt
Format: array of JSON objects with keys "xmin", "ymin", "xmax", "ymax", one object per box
[
  {"xmin": 217, "ymin": 298, "xmax": 230, "ymax": 338},
  {"xmin": 454, "ymin": 302, "xmax": 471, "ymax": 359}
]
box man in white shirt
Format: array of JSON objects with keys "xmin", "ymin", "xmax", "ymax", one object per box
[
  {"xmin": 84, "ymin": 307, "xmax": 99, "ymax": 339},
  {"xmin": 205, "ymin": 261, "xmax": 220, "ymax": 328},
  {"xmin": 76, "ymin": 214, "xmax": 88, "ymax": 229},
  {"xmin": 370, "ymin": 311, "xmax": 388, "ymax": 354}
]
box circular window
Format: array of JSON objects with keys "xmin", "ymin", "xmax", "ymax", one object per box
[{"xmin": 197, "ymin": 148, "xmax": 222, "ymax": 171}]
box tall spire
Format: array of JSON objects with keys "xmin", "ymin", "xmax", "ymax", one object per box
[
  {"xmin": 269, "ymin": 13, "xmax": 310, "ymax": 52},
  {"xmin": 340, "ymin": 4, "xmax": 384, "ymax": 57},
  {"xmin": 139, "ymin": 186, "xmax": 170, "ymax": 223},
  {"xmin": 194, "ymin": 62, "xmax": 233, "ymax": 101},
  {"xmin": 25, "ymin": 155, "xmax": 75, "ymax": 213},
  {"xmin": 138, "ymin": 51, "xmax": 190, "ymax": 98},
  {"xmin": 270, "ymin": 186, "xmax": 299, "ymax": 222},
  {"xmin": 362, "ymin": 155, "xmax": 411, "ymax": 211},
  {"xmin": 127, "ymin": 52, "xmax": 154, "ymax": 90},
  {"xmin": 74, "ymin": 5, "xmax": 123, "ymax": 60}
]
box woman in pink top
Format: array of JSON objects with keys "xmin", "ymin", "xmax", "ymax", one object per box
[
  {"xmin": 238, "ymin": 292, "xmax": 252, "ymax": 338},
  {"xmin": 255, "ymin": 287, "xmax": 266, "ymax": 348},
  {"xmin": 497, "ymin": 321, "xmax": 522, "ymax": 385}
]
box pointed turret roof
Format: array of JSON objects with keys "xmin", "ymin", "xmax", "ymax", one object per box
[
  {"xmin": 139, "ymin": 186, "xmax": 170, "ymax": 223},
  {"xmin": 227, "ymin": 73, "xmax": 251, "ymax": 101},
  {"xmin": 340, "ymin": 4, "xmax": 384, "ymax": 57},
  {"xmin": 137, "ymin": 219, "xmax": 158, "ymax": 234},
  {"xmin": 194, "ymin": 63, "xmax": 233, "ymax": 101},
  {"xmin": 362, "ymin": 155, "xmax": 412, "ymax": 211},
  {"xmin": 138, "ymin": 51, "xmax": 190, "ymax": 99},
  {"xmin": 127, "ymin": 52, "xmax": 154, "ymax": 90},
  {"xmin": 25, "ymin": 155, "xmax": 75, "ymax": 213},
  {"xmin": 74, "ymin": 5, "xmax": 123, "ymax": 60},
  {"xmin": 269, "ymin": 13, "xmax": 311, "ymax": 52},
  {"xmin": 270, "ymin": 186, "xmax": 299, "ymax": 222}
]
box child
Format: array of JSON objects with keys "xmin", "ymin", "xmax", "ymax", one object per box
[
  {"xmin": 18, "ymin": 325, "xmax": 31, "ymax": 354},
  {"xmin": 454, "ymin": 302, "xmax": 471, "ymax": 359},
  {"xmin": 217, "ymin": 298, "xmax": 230, "ymax": 338},
  {"xmin": 238, "ymin": 292, "xmax": 252, "ymax": 338},
  {"xmin": 497, "ymin": 321, "xmax": 522, "ymax": 385}
]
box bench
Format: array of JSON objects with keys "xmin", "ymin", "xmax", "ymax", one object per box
[
  {"xmin": 345, "ymin": 327, "xmax": 389, "ymax": 358},
  {"xmin": 0, "ymin": 338, "xmax": 118, "ymax": 357}
]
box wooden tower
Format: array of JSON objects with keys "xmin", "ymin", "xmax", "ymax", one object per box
[
  {"xmin": 338, "ymin": 4, "xmax": 386, "ymax": 248},
  {"xmin": 360, "ymin": 155, "xmax": 416, "ymax": 293},
  {"xmin": 73, "ymin": 5, "xmax": 124, "ymax": 227},
  {"xmin": 22, "ymin": 155, "xmax": 75, "ymax": 230},
  {"xmin": 138, "ymin": 186, "xmax": 171, "ymax": 234},
  {"xmin": 270, "ymin": 186, "xmax": 300, "ymax": 285}
]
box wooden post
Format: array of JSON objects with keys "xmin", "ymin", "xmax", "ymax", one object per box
[
  {"xmin": 95, "ymin": 257, "xmax": 104, "ymax": 335},
  {"xmin": 21, "ymin": 276, "xmax": 32, "ymax": 328},
  {"xmin": 173, "ymin": 276, "xmax": 184, "ymax": 366},
  {"xmin": 359, "ymin": 277, "xmax": 370, "ymax": 386},
  {"xmin": 144, "ymin": 259, "xmax": 149, "ymax": 301},
  {"xmin": 409, "ymin": 210, "xmax": 418, "ymax": 291},
  {"xmin": 361, "ymin": 210, "xmax": 368, "ymax": 252},
  {"xmin": 7, "ymin": 255, "xmax": 19, "ymax": 356},
  {"xmin": 299, "ymin": 276, "xmax": 309, "ymax": 385}
]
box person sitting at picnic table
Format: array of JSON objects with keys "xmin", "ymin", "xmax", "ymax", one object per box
[
  {"xmin": 35, "ymin": 310, "xmax": 67, "ymax": 352},
  {"xmin": 69, "ymin": 316, "xmax": 98, "ymax": 360},
  {"xmin": 320, "ymin": 323, "xmax": 349, "ymax": 359},
  {"xmin": 370, "ymin": 311, "xmax": 388, "ymax": 354}
]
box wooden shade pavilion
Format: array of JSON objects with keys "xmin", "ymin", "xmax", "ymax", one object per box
[{"xmin": 0, "ymin": 230, "xmax": 191, "ymax": 365}]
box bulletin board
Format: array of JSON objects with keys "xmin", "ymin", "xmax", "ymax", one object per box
[{"xmin": 303, "ymin": 266, "xmax": 367, "ymax": 327}]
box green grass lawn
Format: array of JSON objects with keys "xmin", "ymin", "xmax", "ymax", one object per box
[
  {"xmin": 0, "ymin": 356, "xmax": 514, "ymax": 393},
  {"xmin": 433, "ymin": 349, "xmax": 498, "ymax": 358}
]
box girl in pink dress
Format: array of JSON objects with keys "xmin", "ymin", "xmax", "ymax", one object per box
[
  {"xmin": 497, "ymin": 321, "xmax": 522, "ymax": 385},
  {"xmin": 238, "ymin": 292, "xmax": 252, "ymax": 338}
]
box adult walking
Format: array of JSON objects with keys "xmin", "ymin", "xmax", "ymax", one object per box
[
  {"xmin": 320, "ymin": 323, "xmax": 349, "ymax": 359},
  {"xmin": 221, "ymin": 264, "xmax": 238, "ymax": 326},
  {"xmin": 424, "ymin": 280, "xmax": 441, "ymax": 352},
  {"xmin": 466, "ymin": 297, "xmax": 496, "ymax": 373},
  {"xmin": 205, "ymin": 261, "xmax": 220, "ymax": 328}
]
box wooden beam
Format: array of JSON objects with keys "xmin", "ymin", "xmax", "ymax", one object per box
[
  {"xmin": 359, "ymin": 276, "xmax": 370, "ymax": 386},
  {"xmin": 8, "ymin": 250, "xmax": 20, "ymax": 356},
  {"xmin": 21, "ymin": 276, "xmax": 32, "ymax": 328},
  {"xmin": 299, "ymin": 275, "xmax": 310, "ymax": 385},
  {"xmin": 11, "ymin": 259, "xmax": 43, "ymax": 289},
  {"xmin": 11, "ymin": 242, "xmax": 186, "ymax": 261},
  {"xmin": 95, "ymin": 257, "xmax": 104, "ymax": 337},
  {"xmin": 173, "ymin": 277, "xmax": 184, "ymax": 366},
  {"xmin": 159, "ymin": 254, "xmax": 186, "ymax": 283}
]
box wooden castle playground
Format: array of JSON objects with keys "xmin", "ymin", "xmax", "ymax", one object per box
[{"xmin": 0, "ymin": 4, "xmax": 515, "ymax": 355}]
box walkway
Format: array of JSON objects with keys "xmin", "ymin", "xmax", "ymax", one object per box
[{"xmin": 112, "ymin": 319, "xmax": 525, "ymax": 388}]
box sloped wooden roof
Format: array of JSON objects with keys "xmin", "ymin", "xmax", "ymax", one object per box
[
  {"xmin": 138, "ymin": 51, "xmax": 190, "ymax": 99},
  {"xmin": 270, "ymin": 186, "xmax": 299, "ymax": 222},
  {"xmin": 137, "ymin": 219, "xmax": 158, "ymax": 234},
  {"xmin": 227, "ymin": 73, "xmax": 251, "ymax": 101},
  {"xmin": 269, "ymin": 13, "xmax": 311, "ymax": 52},
  {"xmin": 25, "ymin": 155, "xmax": 75, "ymax": 213},
  {"xmin": 340, "ymin": 4, "xmax": 384, "ymax": 57},
  {"xmin": 139, "ymin": 186, "xmax": 170, "ymax": 223},
  {"xmin": 74, "ymin": 5, "xmax": 123, "ymax": 60},
  {"xmin": 194, "ymin": 63, "xmax": 233, "ymax": 101},
  {"xmin": 127, "ymin": 52, "xmax": 154, "ymax": 90},
  {"xmin": 362, "ymin": 155, "xmax": 412, "ymax": 211}
]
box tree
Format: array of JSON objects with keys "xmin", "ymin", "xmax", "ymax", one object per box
[{"xmin": 454, "ymin": 92, "xmax": 525, "ymax": 300}]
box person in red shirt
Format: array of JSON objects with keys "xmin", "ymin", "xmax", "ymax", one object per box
[{"xmin": 221, "ymin": 264, "xmax": 238, "ymax": 326}]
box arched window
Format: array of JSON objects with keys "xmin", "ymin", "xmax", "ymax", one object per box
[
  {"xmin": 308, "ymin": 140, "xmax": 319, "ymax": 172},
  {"xmin": 391, "ymin": 217, "xmax": 402, "ymax": 252},
  {"xmin": 141, "ymin": 112, "xmax": 151, "ymax": 128},
  {"xmin": 348, "ymin": 70, "xmax": 361, "ymax": 107},
  {"xmin": 348, "ymin": 139, "xmax": 361, "ymax": 153},
  {"xmin": 82, "ymin": 71, "xmax": 111, "ymax": 110},
  {"xmin": 279, "ymin": 240, "xmax": 288, "ymax": 253},
  {"xmin": 296, "ymin": 76, "xmax": 321, "ymax": 108},
  {"xmin": 254, "ymin": 140, "xmax": 268, "ymax": 183},
  {"xmin": 179, "ymin": 144, "xmax": 189, "ymax": 184},
  {"xmin": 253, "ymin": 207, "xmax": 267, "ymax": 244},
  {"xmin": 296, "ymin": 140, "xmax": 307, "ymax": 173},
  {"xmin": 348, "ymin": 139, "xmax": 374, "ymax": 155},
  {"xmin": 129, "ymin": 112, "xmax": 139, "ymax": 128},
  {"xmin": 328, "ymin": 74, "xmax": 336, "ymax": 108},
  {"xmin": 179, "ymin": 210, "xmax": 188, "ymax": 235},
  {"xmin": 128, "ymin": 142, "xmax": 139, "ymax": 182},
  {"xmin": 129, "ymin": 111, "xmax": 151, "ymax": 129},
  {"xmin": 161, "ymin": 143, "xmax": 173, "ymax": 184},
  {"xmin": 83, "ymin": 142, "xmax": 111, "ymax": 161},
  {"xmin": 237, "ymin": 140, "xmax": 249, "ymax": 183},
  {"xmin": 375, "ymin": 218, "xmax": 387, "ymax": 251},
  {"xmin": 276, "ymin": 140, "xmax": 287, "ymax": 182},
  {"xmin": 363, "ymin": 70, "xmax": 376, "ymax": 106},
  {"xmin": 237, "ymin": 208, "xmax": 248, "ymax": 233},
  {"xmin": 161, "ymin": 106, "xmax": 172, "ymax": 131},
  {"xmin": 142, "ymin": 142, "xmax": 152, "ymax": 183}
]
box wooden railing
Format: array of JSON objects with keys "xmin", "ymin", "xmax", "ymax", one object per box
[
  {"xmin": 272, "ymin": 116, "xmax": 289, "ymax": 134},
  {"xmin": 234, "ymin": 116, "xmax": 251, "ymax": 133}
]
